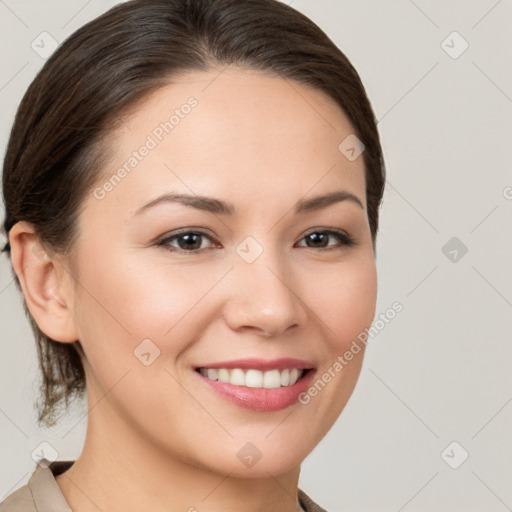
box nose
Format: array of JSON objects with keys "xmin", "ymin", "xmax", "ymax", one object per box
[{"xmin": 223, "ymin": 246, "xmax": 308, "ymax": 338}]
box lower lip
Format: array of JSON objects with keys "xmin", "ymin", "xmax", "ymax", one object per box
[{"xmin": 194, "ymin": 369, "xmax": 316, "ymax": 412}]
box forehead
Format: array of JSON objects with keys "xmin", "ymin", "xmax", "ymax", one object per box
[{"xmin": 92, "ymin": 67, "xmax": 366, "ymax": 219}]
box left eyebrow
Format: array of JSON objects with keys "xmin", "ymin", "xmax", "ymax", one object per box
[
  {"xmin": 295, "ymin": 190, "xmax": 364, "ymax": 213},
  {"xmin": 132, "ymin": 189, "xmax": 364, "ymax": 218}
]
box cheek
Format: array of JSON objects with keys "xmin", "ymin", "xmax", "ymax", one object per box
[
  {"xmin": 306, "ymin": 255, "xmax": 377, "ymax": 349},
  {"xmin": 73, "ymin": 248, "xmax": 227, "ymax": 380},
  {"xmin": 298, "ymin": 274, "xmax": 376, "ymax": 436},
  {"xmin": 298, "ymin": 256, "xmax": 376, "ymax": 409},
  {"xmin": 76, "ymin": 242, "xmax": 376, "ymax": 375}
]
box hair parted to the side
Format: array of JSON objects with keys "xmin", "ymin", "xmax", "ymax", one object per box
[{"xmin": 1, "ymin": 0, "xmax": 386, "ymax": 428}]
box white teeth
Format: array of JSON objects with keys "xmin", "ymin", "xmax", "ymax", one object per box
[
  {"xmin": 230, "ymin": 368, "xmax": 245, "ymax": 386},
  {"xmin": 198, "ymin": 367, "xmax": 305, "ymax": 388},
  {"xmin": 245, "ymin": 369, "xmax": 263, "ymax": 388},
  {"xmin": 263, "ymin": 369, "xmax": 281, "ymax": 389},
  {"xmin": 217, "ymin": 368, "xmax": 230, "ymax": 383},
  {"xmin": 207, "ymin": 368, "xmax": 218, "ymax": 380},
  {"xmin": 289, "ymin": 368, "xmax": 300, "ymax": 385}
]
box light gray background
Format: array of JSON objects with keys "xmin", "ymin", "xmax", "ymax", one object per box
[{"xmin": 1, "ymin": 1, "xmax": 511, "ymax": 511}]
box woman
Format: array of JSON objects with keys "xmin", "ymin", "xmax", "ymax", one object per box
[{"xmin": 0, "ymin": 0, "xmax": 385, "ymax": 510}]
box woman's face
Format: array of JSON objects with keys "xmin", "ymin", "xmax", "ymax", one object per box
[{"xmin": 64, "ymin": 67, "xmax": 377, "ymax": 476}]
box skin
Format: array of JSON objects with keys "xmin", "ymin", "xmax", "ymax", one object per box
[{"xmin": 9, "ymin": 66, "xmax": 377, "ymax": 512}]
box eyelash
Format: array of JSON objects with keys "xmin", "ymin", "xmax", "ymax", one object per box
[{"xmin": 156, "ymin": 228, "xmax": 356, "ymax": 255}]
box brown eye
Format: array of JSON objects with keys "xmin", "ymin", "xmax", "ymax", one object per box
[
  {"xmin": 156, "ymin": 227, "xmax": 355, "ymax": 256},
  {"xmin": 297, "ymin": 229, "xmax": 355, "ymax": 250},
  {"xmin": 157, "ymin": 230, "xmax": 219, "ymax": 254}
]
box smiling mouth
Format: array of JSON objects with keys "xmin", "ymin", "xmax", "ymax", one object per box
[{"xmin": 194, "ymin": 367, "xmax": 311, "ymax": 388}]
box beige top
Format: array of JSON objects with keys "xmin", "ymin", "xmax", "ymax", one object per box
[{"xmin": 0, "ymin": 460, "xmax": 327, "ymax": 512}]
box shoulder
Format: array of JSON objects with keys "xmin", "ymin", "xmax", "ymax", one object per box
[
  {"xmin": 0, "ymin": 483, "xmax": 36, "ymax": 512},
  {"xmin": 298, "ymin": 487, "xmax": 329, "ymax": 512},
  {"xmin": 0, "ymin": 459, "xmax": 74, "ymax": 512}
]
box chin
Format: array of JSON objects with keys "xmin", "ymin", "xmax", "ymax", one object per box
[{"xmin": 195, "ymin": 429, "xmax": 317, "ymax": 478}]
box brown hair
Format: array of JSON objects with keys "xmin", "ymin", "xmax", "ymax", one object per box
[{"xmin": 1, "ymin": 0, "xmax": 386, "ymax": 428}]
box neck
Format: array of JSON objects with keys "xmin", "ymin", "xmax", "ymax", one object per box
[{"xmin": 55, "ymin": 396, "xmax": 303, "ymax": 512}]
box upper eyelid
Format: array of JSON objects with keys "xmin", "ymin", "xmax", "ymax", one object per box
[
  {"xmin": 158, "ymin": 226, "xmax": 348, "ymax": 238},
  {"xmin": 157, "ymin": 227, "xmax": 353, "ymax": 248}
]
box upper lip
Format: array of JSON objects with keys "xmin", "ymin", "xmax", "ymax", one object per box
[{"xmin": 195, "ymin": 358, "xmax": 315, "ymax": 371}]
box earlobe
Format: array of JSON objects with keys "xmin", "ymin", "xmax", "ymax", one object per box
[{"xmin": 8, "ymin": 221, "xmax": 79, "ymax": 343}]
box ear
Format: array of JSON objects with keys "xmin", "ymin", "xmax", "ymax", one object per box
[{"xmin": 8, "ymin": 221, "xmax": 79, "ymax": 343}]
